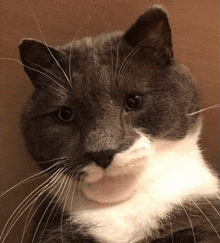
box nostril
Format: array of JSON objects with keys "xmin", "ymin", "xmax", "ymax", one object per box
[{"xmin": 85, "ymin": 150, "xmax": 117, "ymax": 169}]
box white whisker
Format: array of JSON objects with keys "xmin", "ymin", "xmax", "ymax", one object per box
[
  {"xmin": 114, "ymin": 41, "xmax": 120, "ymax": 81},
  {"xmin": 99, "ymin": 14, "xmax": 116, "ymax": 81},
  {"xmin": 0, "ymin": 161, "xmax": 62, "ymax": 198},
  {"xmin": 0, "ymin": 168, "xmax": 63, "ymax": 243},
  {"xmin": 37, "ymin": 157, "xmax": 68, "ymax": 164},
  {"xmin": 20, "ymin": 202, "xmax": 35, "ymax": 243},
  {"xmin": 117, "ymin": 39, "xmax": 150, "ymax": 84},
  {"xmin": 32, "ymin": 174, "xmax": 68, "ymax": 243},
  {"xmin": 78, "ymin": 179, "xmax": 83, "ymax": 207},
  {"xmin": 41, "ymin": 83, "xmax": 69, "ymax": 98},
  {"xmin": 117, "ymin": 26, "xmax": 159, "ymax": 82},
  {"xmin": 0, "ymin": 58, "xmax": 68, "ymax": 93},
  {"xmin": 110, "ymin": 40, "xmax": 115, "ymax": 81},
  {"xmin": 188, "ymin": 104, "xmax": 220, "ymax": 116},
  {"xmin": 168, "ymin": 214, "xmax": 174, "ymax": 243},
  {"xmin": 68, "ymin": 15, "xmax": 93, "ymax": 86},
  {"xmin": 60, "ymin": 176, "xmax": 72, "ymax": 243},
  {"xmin": 117, "ymin": 37, "xmax": 148, "ymax": 81},
  {"xmin": 70, "ymin": 174, "xmax": 78, "ymax": 236},
  {"xmin": 31, "ymin": 171, "xmax": 66, "ymax": 243},
  {"xmin": 190, "ymin": 198, "xmax": 220, "ymax": 239},
  {"xmin": 24, "ymin": 0, "xmax": 72, "ymax": 88},
  {"xmin": 5, "ymin": 169, "xmax": 62, "ymax": 239},
  {"xmin": 61, "ymin": 176, "xmax": 70, "ymax": 242},
  {"xmin": 20, "ymin": 170, "xmax": 65, "ymax": 243},
  {"xmin": 117, "ymin": 23, "xmax": 169, "ymax": 84},
  {"xmin": 180, "ymin": 203, "xmax": 197, "ymax": 243},
  {"xmin": 200, "ymin": 195, "xmax": 220, "ymax": 217},
  {"xmin": 25, "ymin": 60, "xmax": 67, "ymax": 85}
]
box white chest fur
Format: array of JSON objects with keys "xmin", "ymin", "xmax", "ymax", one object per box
[{"xmin": 57, "ymin": 127, "xmax": 219, "ymax": 243}]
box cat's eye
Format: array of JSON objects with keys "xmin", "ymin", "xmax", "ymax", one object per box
[
  {"xmin": 58, "ymin": 107, "xmax": 75, "ymax": 122},
  {"xmin": 125, "ymin": 95, "xmax": 143, "ymax": 111}
]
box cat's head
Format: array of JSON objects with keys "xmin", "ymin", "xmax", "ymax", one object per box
[{"xmin": 19, "ymin": 6, "xmax": 200, "ymax": 203}]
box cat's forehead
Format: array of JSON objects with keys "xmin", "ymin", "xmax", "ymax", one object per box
[
  {"xmin": 68, "ymin": 35, "xmax": 115, "ymax": 74},
  {"xmin": 64, "ymin": 44, "xmax": 111, "ymax": 99},
  {"xmin": 68, "ymin": 32, "xmax": 123, "ymax": 64},
  {"xmin": 65, "ymin": 32, "xmax": 153, "ymax": 95}
]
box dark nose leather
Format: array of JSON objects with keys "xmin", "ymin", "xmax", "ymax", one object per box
[{"xmin": 85, "ymin": 150, "xmax": 117, "ymax": 169}]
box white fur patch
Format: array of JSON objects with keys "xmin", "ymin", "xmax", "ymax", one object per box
[{"xmin": 55, "ymin": 126, "xmax": 219, "ymax": 243}]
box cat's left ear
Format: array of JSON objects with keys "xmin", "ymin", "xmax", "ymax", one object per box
[{"xmin": 124, "ymin": 5, "xmax": 173, "ymax": 63}]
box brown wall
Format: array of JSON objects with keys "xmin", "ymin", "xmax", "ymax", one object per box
[{"xmin": 1, "ymin": 0, "xmax": 219, "ymax": 242}]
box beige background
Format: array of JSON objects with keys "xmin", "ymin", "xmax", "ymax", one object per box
[{"xmin": 1, "ymin": 0, "xmax": 219, "ymax": 242}]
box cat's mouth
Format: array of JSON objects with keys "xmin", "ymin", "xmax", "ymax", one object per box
[{"xmin": 81, "ymin": 173, "xmax": 140, "ymax": 204}]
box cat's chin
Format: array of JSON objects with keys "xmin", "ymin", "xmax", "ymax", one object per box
[{"xmin": 81, "ymin": 173, "xmax": 139, "ymax": 204}]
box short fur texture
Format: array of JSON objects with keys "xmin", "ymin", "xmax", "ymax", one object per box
[{"xmin": 11, "ymin": 5, "xmax": 220, "ymax": 243}]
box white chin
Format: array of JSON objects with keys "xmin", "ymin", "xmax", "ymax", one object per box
[{"xmin": 82, "ymin": 173, "xmax": 139, "ymax": 204}]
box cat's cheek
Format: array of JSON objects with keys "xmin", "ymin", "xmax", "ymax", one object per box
[{"xmin": 81, "ymin": 173, "xmax": 139, "ymax": 204}]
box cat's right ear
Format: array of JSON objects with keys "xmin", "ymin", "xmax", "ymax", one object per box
[{"xmin": 19, "ymin": 39, "xmax": 65, "ymax": 88}]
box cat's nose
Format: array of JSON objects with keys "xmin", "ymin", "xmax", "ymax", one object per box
[{"xmin": 85, "ymin": 150, "xmax": 117, "ymax": 169}]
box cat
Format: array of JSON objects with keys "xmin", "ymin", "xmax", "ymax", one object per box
[{"xmin": 1, "ymin": 5, "xmax": 219, "ymax": 243}]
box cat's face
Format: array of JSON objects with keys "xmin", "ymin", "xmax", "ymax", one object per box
[{"xmin": 19, "ymin": 6, "xmax": 200, "ymax": 203}]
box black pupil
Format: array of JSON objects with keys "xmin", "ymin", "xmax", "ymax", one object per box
[
  {"xmin": 126, "ymin": 95, "xmax": 142, "ymax": 110},
  {"xmin": 59, "ymin": 107, "xmax": 73, "ymax": 121}
]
